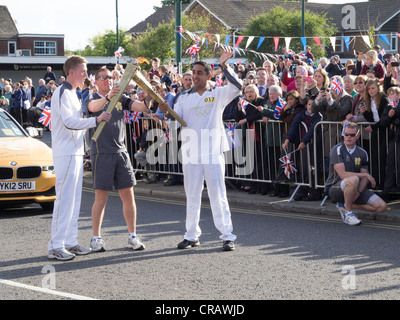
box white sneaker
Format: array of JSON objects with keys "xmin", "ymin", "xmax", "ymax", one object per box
[
  {"xmin": 65, "ymin": 244, "xmax": 92, "ymax": 255},
  {"xmin": 343, "ymin": 212, "xmax": 361, "ymax": 226},
  {"xmin": 48, "ymin": 248, "xmax": 75, "ymax": 261},
  {"xmin": 90, "ymin": 237, "xmax": 106, "ymax": 252},
  {"xmin": 127, "ymin": 236, "xmax": 145, "ymax": 250}
]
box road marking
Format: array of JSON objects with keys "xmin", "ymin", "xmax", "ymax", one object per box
[
  {"xmin": 0, "ymin": 278, "xmax": 97, "ymax": 300},
  {"xmin": 82, "ymin": 187, "xmax": 400, "ymax": 231}
]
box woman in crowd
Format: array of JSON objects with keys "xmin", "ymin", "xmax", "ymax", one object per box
[
  {"xmin": 273, "ymin": 89, "xmax": 304, "ymax": 197},
  {"xmin": 361, "ymin": 78, "xmax": 391, "ymax": 188},
  {"xmin": 357, "ymin": 50, "xmax": 385, "ymax": 81},
  {"xmin": 235, "ymin": 84, "xmax": 267, "ymax": 194},
  {"xmin": 261, "ymin": 85, "xmax": 285, "ymax": 194}
]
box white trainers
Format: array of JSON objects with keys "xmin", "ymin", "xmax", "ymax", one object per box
[
  {"xmin": 48, "ymin": 247, "xmax": 75, "ymax": 261},
  {"xmin": 127, "ymin": 236, "xmax": 145, "ymax": 250},
  {"xmin": 343, "ymin": 212, "xmax": 361, "ymax": 226},
  {"xmin": 65, "ymin": 244, "xmax": 92, "ymax": 255},
  {"xmin": 90, "ymin": 237, "xmax": 106, "ymax": 252}
]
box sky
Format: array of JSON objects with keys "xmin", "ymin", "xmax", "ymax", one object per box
[{"xmin": 2, "ymin": 0, "xmax": 367, "ymax": 51}]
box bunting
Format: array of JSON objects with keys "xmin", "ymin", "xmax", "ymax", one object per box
[{"xmin": 176, "ymin": 27, "xmax": 400, "ymax": 62}]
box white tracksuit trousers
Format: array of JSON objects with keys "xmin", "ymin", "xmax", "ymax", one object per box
[
  {"xmin": 48, "ymin": 155, "xmax": 83, "ymax": 250},
  {"xmin": 183, "ymin": 154, "xmax": 236, "ymax": 242}
]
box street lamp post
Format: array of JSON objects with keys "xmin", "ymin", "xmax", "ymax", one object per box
[
  {"xmin": 175, "ymin": 0, "xmax": 182, "ymax": 74},
  {"xmin": 116, "ymin": 0, "xmax": 119, "ymax": 50}
]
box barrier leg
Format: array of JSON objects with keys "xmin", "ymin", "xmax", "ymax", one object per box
[{"xmin": 288, "ymin": 184, "xmax": 301, "ymax": 203}]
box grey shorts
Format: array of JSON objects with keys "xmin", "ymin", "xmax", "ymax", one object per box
[
  {"xmin": 328, "ymin": 178, "xmax": 379, "ymax": 205},
  {"xmin": 91, "ymin": 151, "xmax": 136, "ymax": 191}
]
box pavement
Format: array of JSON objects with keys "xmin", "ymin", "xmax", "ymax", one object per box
[{"xmin": 82, "ymin": 170, "xmax": 400, "ymax": 224}]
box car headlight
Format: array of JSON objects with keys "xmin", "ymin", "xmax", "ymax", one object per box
[{"xmin": 42, "ymin": 165, "xmax": 55, "ymax": 174}]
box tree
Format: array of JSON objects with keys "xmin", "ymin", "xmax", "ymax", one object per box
[
  {"xmin": 244, "ymin": 6, "xmax": 337, "ymax": 59},
  {"xmin": 130, "ymin": 12, "xmax": 229, "ymax": 66},
  {"xmin": 70, "ymin": 29, "xmax": 135, "ymax": 57}
]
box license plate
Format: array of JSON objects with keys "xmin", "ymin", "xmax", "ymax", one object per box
[{"xmin": 0, "ymin": 181, "xmax": 36, "ymax": 192}]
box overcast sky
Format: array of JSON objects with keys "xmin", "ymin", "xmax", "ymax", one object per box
[{"xmin": 3, "ymin": 0, "xmax": 367, "ymax": 51}]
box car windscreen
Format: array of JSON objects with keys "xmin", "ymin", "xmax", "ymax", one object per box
[{"xmin": 0, "ymin": 112, "xmax": 25, "ymax": 137}]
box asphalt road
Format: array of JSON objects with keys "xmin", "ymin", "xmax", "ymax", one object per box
[{"xmin": 2, "ymin": 186, "xmax": 400, "ymax": 304}]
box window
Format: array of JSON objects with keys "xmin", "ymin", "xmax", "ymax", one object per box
[
  {"xmin": 34, "ymin": 41, "xmax": 56, "ymax": 55},
  {"xmin": 8, "ymin": 41, "xmax": 17, "ymax": 56}
]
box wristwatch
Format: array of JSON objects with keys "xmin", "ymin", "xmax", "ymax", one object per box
[{"xmin": 105, "ymin": 94, "xmax": 110, "ymax": 102}]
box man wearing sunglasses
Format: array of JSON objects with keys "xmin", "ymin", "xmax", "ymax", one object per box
[
  {"xmin": 324, "ymin": 122, "xmax": 387, "ymax": 225},
  {"xmin": 85, "ymin": 67, "xmax": 149, "ymax": 252}
]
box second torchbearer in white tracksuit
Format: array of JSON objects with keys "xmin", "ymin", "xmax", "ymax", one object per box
[
  {"xmin": 160, "ymin": 51, "xmax": 242, "ymax": 251},
  {"xmin": 47, "ymin": 56, "xmax": 111, "ymax": 261}
]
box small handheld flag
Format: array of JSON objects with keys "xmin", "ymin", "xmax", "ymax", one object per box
[
  {"xmin": 239, "ymin": 97, "xmax": 249, "ymax": 115},
  {"xmin": 330, "ymin": 77, "xmax": 343, "ymax": 95},
  {"xmin": 389, "ymin": 99, "xmax": 398, "ymax": 108},
  {"xmin": 185, "ymin": 40, "xmax": 201, "ymax": 58},
  {"xmin": 279, "ymin": 153, "xmax": 297, "ymax": 179},
  {"xmin": 39, "ymin": 107, "xmax": 51, "ymax": 130},
  {"xmin": 274, "ymin": 97, "xmax": 286, "ymax": 120},
  {"xmin": 115, "ymin": 46, "xmax": 125, "ymax": 59}
]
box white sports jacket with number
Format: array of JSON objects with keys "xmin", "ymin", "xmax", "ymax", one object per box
[{"xmin": 172, "ymin": 66, "xmax": 242, "ymax": 163}]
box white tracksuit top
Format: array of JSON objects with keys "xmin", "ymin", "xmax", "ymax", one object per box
[
  {"xmin": 50, "ymin": 81, "xmax": 97, "ymax": 157},
  {"xmin": 173, "ymin": 66, "xmax": 242, "ymax": 164}
]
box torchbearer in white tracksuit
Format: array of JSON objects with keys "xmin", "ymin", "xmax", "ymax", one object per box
[
  {"xmin": 47, "ymin": 56, "xmax": 111, "ymax": 261},
  {"xmin": 159, "ymin": 50, "xmax": 242, "ymax": 251}
]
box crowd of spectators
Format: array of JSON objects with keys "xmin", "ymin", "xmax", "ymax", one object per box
[{"xmin": 1, "ymin": 44, "xmax": 399, "ymax": 201}]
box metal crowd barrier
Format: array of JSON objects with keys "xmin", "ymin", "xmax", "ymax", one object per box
[{"xmin": 124, "ymin": 117, "xmax": 396, "ymax": 203}]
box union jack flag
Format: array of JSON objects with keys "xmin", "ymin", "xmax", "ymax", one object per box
[
  {"xmin": 39, "ymin": 107, "xmax": 51, "ymax": 130},
  {"xmin": 164, "ymin": 129, "xmax": 171, "ymax": 143},
  {"xmin": 239, "ymin": 97, "xmax": 249, "ymax": 115},
  {"xmin": 123, "ymin": 110, "xmax": 132, "ymax": 123},
  {"xmin": 389, "ymin": 99, "xmax": 398, "ymax": 108},
  {"xmin": 330, "ymin": 77, "xmax": 343, "ymax": 95},
  {"xmin": 274, "ymin": 97, "xmax": 286, "ymax": 120},
  {"xmin": 279, "ymin": 154, "xmax": 297, "ymax": 179},
  {"xmin": 225, "ymin": 121, "xmax": 240, "ymax": 149},
  {"xmin": 130, "ymin": 111, "xmax": 141, "ymax": 123},
  {"xmin": 216, "ymin": 75, "xmax": 223, "ymax": 87},
  {"xmin": 114, "ymin": 46, "xmax": 124, "ymax": 59},
  {"xmin": 185, "ymin": 40, "xmax": 201, "ymax": 58}
]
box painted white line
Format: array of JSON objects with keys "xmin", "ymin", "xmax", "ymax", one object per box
[{"xmin": 0, "ymin": 278, "xmax": 97, "ymax": 300}]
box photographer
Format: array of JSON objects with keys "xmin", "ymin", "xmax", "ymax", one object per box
[{"xmin": 325, "ymin": 55, "xmax": 344, "ymax": 78}]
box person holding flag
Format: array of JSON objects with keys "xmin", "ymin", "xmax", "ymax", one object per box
[
  {"xmin": 282, "ymin": 97, "xmax": 322, "ymax": 201},
  {"xmin": 235, "ymin": 84, "xmax": 268, "ymax": 195},
  {"xmin": 260, "ymin": 85, "xmax": 286, "ymax": 193},
  {"xmin": 85, "ymin": 67, "xmax": 149, "ymax": 253}
]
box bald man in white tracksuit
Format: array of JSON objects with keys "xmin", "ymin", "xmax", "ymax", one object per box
[
  {"xmin": 47, "ymin": 57, "xmax": 110, "ymax": 260},
  {"xmin": 161, "ymin": 52, "xmax": 242, "ymax": 251}
]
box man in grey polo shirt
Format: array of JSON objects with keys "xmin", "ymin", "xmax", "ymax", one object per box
[
  {"xmin": 85, "ymin": 67, "xmax": 149, "ymax": 251},
  {"xmin": 324, "ymin": 122, "xmax": 387, "ymax": 225}
]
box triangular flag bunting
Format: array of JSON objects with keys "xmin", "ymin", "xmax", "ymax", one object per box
[
  {"xmin": 235, "ymin": 36, "xmax": 244, "ymax": 48},
  {"xmin": 343, "ymin": 36, "xmax": 350, "ymax": 52},
  {"xmin": 313, "ymin": 37, "xmax": 323, "ymax": 49},
  {"xmin": 329, "ymin": 37, "xmax": 336, "ymax": 50},
  {"xmin": 273, "ymin": 37, "xmax": 279, "ymax": 52},
  {"xmin": 284, "ymin": 37, "xmax": 291, "ymax": 52},
  {"xmin": 245, "ymin": 36, "xmax": 254, "ymax": 49},
  {"xmin": 378, "ymin": 34, "xmax": 391, "ymax": 46},
  {"xmin": 257, "ymin": 37, "xmax": 265, "ymax": 50},
  {"xmin": 361, "ymin": 35, "xmax": 371, "ymax": 48},
  {"xmin": 300, "ymin": 37, "xmax": 307, "ymax": 50}
]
